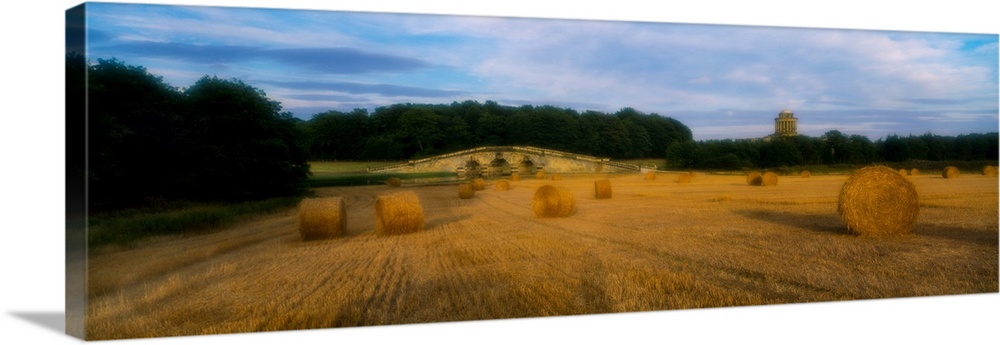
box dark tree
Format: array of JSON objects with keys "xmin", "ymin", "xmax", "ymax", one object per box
[
  {"xmin": 700, "ymin": 153, "xmax": 743, "ymax": 170},
  {"xmin": 475, "ymin": 110, "xmax": 510, "ymax": 146},
  {"xmin": 302, "ymin": 100, "xmax": 689, "ymax": 161},
  {"xmin": 398, "ymin": 108, "xmax": 445, "ymax": 157},
  {"xmin": 307, "ymin": 109, "xmax": 370, "ymax": 160},
  {"xmin": 921, "ymin": 132, "xmax": 948, "ymax": 161},
  {"xmin": 665, "ymin": 140, "xmax": 699, "ymax": 168},
  {"xmin": 621, "ymin": 116, "xmax": 652, "ymax": 158},
  {"xmin": 575, "ymin": 111, "xmax": 606, "ymax": 155},
  {"xmin": 438, "ymin": 110, "xmax": 474, "ymax": 153},
  {"xmin": 879, "ymin": 134, "xmax": 911, "ymax": 162},
  {"xmin": 86, "ymin": 58, "xmax": 185, "ymax": 210},
  {"xmin": 760, "ymin": 137, "xmax": 804, "ymax": 167},
  {"xmin": 847, "ymin": 134, "xmax": 877, "ymax": 164},
  {"xmin": 790, "ymin": 136, "xmax": 822, "ymax": 165},
  {"xmin": 905, "ymin": 135, "xmax": 929, "ymax": 160},
  {"xmin": 177, "ymin": 76, "xmax": 310, "ymax": 201},
  {"xmin": 66, "ymin": 52, "xmax": 88, "ymax": 218}
]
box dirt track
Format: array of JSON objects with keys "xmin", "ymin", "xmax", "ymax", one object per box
[{"xmin": 85, "ymin": 172, "xmax": 999, "ymax": 339}]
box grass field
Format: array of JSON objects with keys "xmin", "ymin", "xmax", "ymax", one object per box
[
  {"xmin": 86, "ymin": 161, "xmax": 449, "ymax": 247},
  {"xmin": 85, "ymin": 170, "xmax": 998, "ymax": 340},
  {"xmin": 86, "ymin": 197, "xmax": 304, "ymax": 247},
  {"xmin": 309, "ymin": 160, "xmax": 404, "ymax": 175},
  {"xmin": 306, "ymin": 161, "xmax": 458, "ymax": 188},
  {"xmin": 617, "ymin": 158, "xmax": 665, "ymax": 169}
]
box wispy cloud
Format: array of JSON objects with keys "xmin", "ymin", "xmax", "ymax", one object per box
[
  {"xmin": 101, "ymin": 42, "xmax": 433, "ymax": 74},
  {"xmin": 82, "ymin": 3, "xmax": 998, "ymax": 140},
  {"xmin": 261, "ymin": 80, "xmax": 469, "ymax": 98}
]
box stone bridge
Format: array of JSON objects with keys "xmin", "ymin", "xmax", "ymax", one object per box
[{"xmin": 367, "ymin": 146, "xmax": 641, "ymax": 179}]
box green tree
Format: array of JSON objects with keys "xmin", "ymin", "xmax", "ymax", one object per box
[
  {"xmin": 87, "ymin": 58, "xmax": 185, "ymax": 210},
  {"xmin": 505, "ymin": 105, "xmax": 538, "ymax": 146},
  {"xmin": 573, "ymin": 111, "xmax": 602, "ymax": 155},
  {"xmin": 475, "ymin": 110, "xmax": 509, "ymax": 146},
  {"xmin": 307, "ymin": 109, "xmax": 370, "ymax": 160},
  {"xmin": 439, "ymin": 114, "xmax": 474, "ymax": 153},
  {"xmin": 450, "ymin": 100, "xmax": 485, "ymax": 136},
  {"xmin": 621, "ymin": 117, "xmax": 652, "ymax": 158},
  {"xmin": 362, "ymin": 134, "xmax": 405, "ymax": 160},
  {"xmin": 879, "ymin": 134, "xmax": 911, "ymax": 162},
  {"xmin": 665, "ymin": 140, "xmax": 699, "ymax": 168},
  {"xmin": 398, "ymin": 108, "xmax": 445, "ymax": 157},
  {"xmin": 300, "ymin": 100, "xmax": 689, "ymax": 160},
  {"xmin": 534, "ymin": 105, "xmax": 581, "ymax": 151},
  {"xmin": 821, "ymin": 130, "xmax": 850, "ymax": 164},
  {"xmin": 921, "ymin": 132, "xmax": 947, "ymax": 161},
  {"xmin": 760, "ymin": 138, "xmax": 804, "ymax": 167},
  {"xmin": 700, "ymin": 153, "xmax": 743, "ymax": 170},
  {"xmin": 847, "ymin": 134, "xmax": 877, "ymax": 164},
  {"xmin": 791, "ymin": 136, "xmax": 822, "ymax": 165},
  {"xmin": 599, "ymin": 117, "xmax": 633, "ymax": 158},
  {"xmin": 178, "ymin": 76, "xmax": 310, "ymax": 201},
  {"xmin": 66, "ymin": 52, "xmax": 89, "ymax": 218},
  {"xmin": 905, "ymin": 135, "xmax": 929, "ymax": 160}
]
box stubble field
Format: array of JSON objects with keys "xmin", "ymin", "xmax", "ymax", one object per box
[{"xmin": 85, "ymin": 171, "xmax": 999, "ymax": 340}]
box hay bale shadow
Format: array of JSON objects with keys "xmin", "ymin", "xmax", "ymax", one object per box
[
  {"xmin": 735, "ymin": 209, "xmax": 847, "ymax": 235},
  {"xmin": 424, "ymin": 214, "xmax": 473, "ymax": 230},
  {"xmin": 912, "ymin": 223, "xmax": 999, "ymax": 246},
  {"xmin": 736, "ymin": 210, "xmax": 997, "ymax": 245}
]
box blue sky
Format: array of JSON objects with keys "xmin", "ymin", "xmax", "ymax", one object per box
[{"xmin": 82, "ymin": 2, "xmax": 998, "ymax": 141}]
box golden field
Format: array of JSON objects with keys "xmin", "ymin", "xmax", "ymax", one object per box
[{"xmin": 85, "ymin": 172, "xmax": 998, "ymax": 339}]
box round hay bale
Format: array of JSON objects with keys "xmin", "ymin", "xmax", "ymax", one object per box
[
  {"xmin": 594, "ymin": 179, "xmax": 612, "ymax": 199},
  {"xmin": 644, "ymin": 171, "xmax": 657, "ymax": 180},
  {"xmin": 551, "ymin": 174, "xmax": 563, "ymax": 181},
  {"xmin": 746, "ymin": 171, "xmax": 762, "ymax": 186},
  {"xmin": 982, "ymin": 165, "xmax": 998, "ymax": 176},
  {"xmin": 898, "ymin": 168, "xmax": 908, "ymax": 175},
  {"xmin": 298, "ymin": 197, "xmax": 346, "ymax": 241},
  {"xmin": 761, "ymin": 171, "xmax": 778, "ymax": 186},
  {"xmin": 910, "ymin": 168, "xmax": 920, "ymax": 176},
  {"xmin": 495, "ymin": 179, "xmax": 511, "ymax": 191},
  {"xmin": 800, "ymin": 170, "xmax": 811, "ymax": 178},
  {"xmin": 676, "ymin": 172, "xmax": 692, "ymax": 183},
  {"xmin": 838, "ymin": 165, "xmax": 919, "ymax": 236},
  {"xmin": 471, "ymin": 178, "xmax": 487, "ymax": 190},
  {"xmin": 532, "ymin": 185, "xmax": 576, "ymax": 218},
  {"xmin": 385, "ymin": 177, "xmax": 402, "ymax": 187},
  {"xmin": 374, "ymin": 191, "xmax": 424, "ymax": 235},
  {"xmin": 941, "ymin": 166, "xmax": 960, "ymax": 179},
  {"xmin": 536, "ymin": 171, "xmax": 546, "ymax": 179},
  {"xmin": 458, "ymin": 183, "xmax": 475, "ymax": 199},
  {"xmin": 511, "ymin": 173, "xmax": 521, "ymax": 181}
]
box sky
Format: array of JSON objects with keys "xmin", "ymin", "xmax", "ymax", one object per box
[{"xmin": 78, "ymin": 2, "xmax": 999, "ymax": 141}]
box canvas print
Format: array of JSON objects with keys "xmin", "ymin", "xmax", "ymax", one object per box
[{"xmin": 65, "ymin": 2, "xmax": 999, "ymax": 341}]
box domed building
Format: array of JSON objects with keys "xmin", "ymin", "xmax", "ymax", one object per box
[{"xmin": 774, "ymin": 109, "xmax": 798, "ymax": 137}]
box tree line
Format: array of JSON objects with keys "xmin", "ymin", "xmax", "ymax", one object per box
[
  {"xmin": 666, "ymin": 130, "xmax": 999, "ymax": 170},
  {"xmin": 73, "ymin": 56, "xmax": 691, "ymax": 211},
  {"xmin": 71, "ymin": 55, "xmax": 310, "ymax": 211},
  {"xmin": 73, "ymin": 55, "xmax": 996, "ymax": 210},
  {"xmin": 305, "ymin": 102, "xmax": 693, "ymax": 161}
]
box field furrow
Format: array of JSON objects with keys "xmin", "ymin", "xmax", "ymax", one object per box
[{"xmin": 85, "ymin": 173, "xmax": 999, "ymax": 339}]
